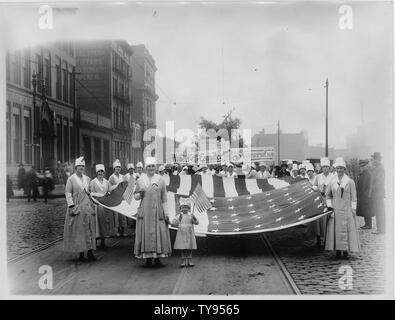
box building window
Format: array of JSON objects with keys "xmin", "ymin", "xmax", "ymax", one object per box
[
  {"xmin": 13, "ymin": 105, "xmax": 21, "ymax": 163},
  {"xmin": 6, "ymin": 51, "xmax": 11, "ymax": 82},
  {"xmin": 69, "ymin": 71, "xmax": 74, "ymax": 104},
  {"xmin": 23, "ymin": 48, "xmax": 30, "ymax": 89},
  {"xmin": 56, "ymin": 117, "xmax": 62, "ymax": 161},
  {"xmin": 119, "ymin": 80, "xmax": 124, "ymax": 97},
  {"xmin": 103, "ymin": 139, "xmax": 110, "ymax": 171},
  {"xmin": 63, "ymin": 119, "xmax": 69, "ymax": 161},
  {"xmin": 56, "ymin": 61, "xmax": 61, "ymax": 100},
  {"xmin": 24, "ymin": 109, "xmax": 32, "ymax": 164},
  {"xmin": 62, "ymin": 68, "xmax": 68, "ymax": 103},
  {"xmin": 45, "ymin": 57, "xmax": 51, "ymax": 96},
  {"xmin": 6, "ymin": 101, "xmax": 11, "ymax": 163},
  {"xmin": 82, "ymin": 135, "xmax": 92, "ymax": 170},
  {"xmin": 94, "ymin": 138, "xmax": 101, "ymax": 163},
  {"xmin": 70, "ymin": 125, "xmax": 75, "ymax": 160},
  {"xmin": 13, "ymin": 51, "xmax": 22, "ymax": 85},
  {"xmin": 36, "ymin": 54, "xmax": 43, "ymax": 93}
]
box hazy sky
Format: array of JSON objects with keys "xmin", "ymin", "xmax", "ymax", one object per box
[{"xmin": 2, "ymin": 1, "xmax": 393, "ymax": 149}]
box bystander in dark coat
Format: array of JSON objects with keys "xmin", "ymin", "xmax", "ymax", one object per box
[
  {"xmin": 25, "ymin": 166, "xmax": 39, "ymax": 202},
  {"xmin": 7, "ymin": 174, "xmax": 13, "ymax": 201},
  {"xmin": 17, "ymin": 164, "xmax": 26, "ymax": 190},
  {"xmin": 356, "ymin": 159, "xmax": 373, "ymax": 229},
  {"xmin": 368, "ymin": 152, "xmax": 386, "ymax": 234}
]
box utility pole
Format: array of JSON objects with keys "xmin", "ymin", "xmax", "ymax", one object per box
[
  {"xmin": 324, "ymin": 78, "xmax": 329, "ymax": 157},
  {"xmin": 277, "ymin": 120, "xmax": 280, "ymax": 165}
]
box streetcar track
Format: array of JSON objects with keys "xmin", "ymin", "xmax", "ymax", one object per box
[
  {"xmin": 8, "ymin": 237, "xmax": 64, "ymax": 264},
  {"xmin": 260, "ymin": 234, "xmax": 301, "ymax": 295},
  {"xmin": 8, "ymin": 233, "xmax": 301, "ymax": 295}
]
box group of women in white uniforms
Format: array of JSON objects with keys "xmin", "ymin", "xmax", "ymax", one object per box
[{"xmin": 63, "ymin": 155, "xmax": 361, "ymax": 263}]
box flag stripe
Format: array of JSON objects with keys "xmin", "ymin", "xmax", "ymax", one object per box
[
  {"xmin": 213, "ymin": 175, "xmax": 226, "ymax": 197},
  {"xmin": 190, "ymin": 174, "xmax": 202, "ymax": 196},
  {"xmin": 167, "ymin": 174, "xmax": 180, "ymax": 193},
  {"xmin": 177, "ymin": 175, "xmax": 191, "ymax": 196},
  {"xmin": 245, "ymin": 179, "xmax": 262, "ymax": 194},
  {"xmin": 222, "ymin": 177, "xmax": 239, "ymax": 198},
  {"xmin": 257, "ymin": 178, "xmax": 275, "ymax": 191},
  {"xmin": 201, "ymin": 174, "xmax": 214, "ymax": 198},
  {"xmin": 234, "ymin": 177, "xmax": 250, "ymax": 196}
]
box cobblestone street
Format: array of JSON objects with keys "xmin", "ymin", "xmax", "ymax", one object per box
[
  {"xmin": 7, "ymin": 198, "xmax": 66, "ymax": 261},
  {"xmin": 267, "ymin": 217, "xmax": 387, "ymax": 295}
]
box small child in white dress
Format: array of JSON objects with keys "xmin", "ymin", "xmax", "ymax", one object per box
[{"xmin": 172, "ymin": 197, "xmax": 199, "ymax": 267}]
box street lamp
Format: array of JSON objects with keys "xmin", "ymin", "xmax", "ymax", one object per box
[
  {"xmin": 32, "ymin": 72, "xmax": 39, "ymax": 167},
  {"xmin": 32, "ymin": 71, "xmax": 45, "ymax": 170}
]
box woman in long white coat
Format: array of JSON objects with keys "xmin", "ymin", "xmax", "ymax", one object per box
[
  {"xmin": 63, "ymin": 157, "xmax": 97, "ymax": 263},
  {"xmin": 325, "ymin": 157, "xmax": 361, "ymax": 259},
  {"xmin": 134, "ymin": 157, "xmax": 172, "ymax": 268},
  {"xmin": 90, "ymin": 164, "xmax": 116, "ymax": 248}
]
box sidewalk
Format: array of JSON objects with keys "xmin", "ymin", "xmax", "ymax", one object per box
[{"xmin": 12, "ymin": 184, "xmax": 65, "ymax": 199}]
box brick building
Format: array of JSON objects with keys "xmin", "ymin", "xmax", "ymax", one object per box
[
  {"xmin": 130, "ymin": 45, "xmax": 158, "ymax": 163},
  {"xmin": 6, "ymin": 41, "xmax": 77, "ymax": 181},
  {"xmin": 75, "ymin": 40, "xmax": 134, "ymax": 175}
]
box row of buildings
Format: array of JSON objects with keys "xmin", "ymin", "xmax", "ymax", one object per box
[
  {"xmin": 6, "ymin": 40, "xmax": 158, "ymax": 179},
  {"xmin": 252, "ymin": 127, "xmax": 383, "ymax": 163}
]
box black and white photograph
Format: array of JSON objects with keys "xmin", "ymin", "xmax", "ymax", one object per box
[{"xmin": 0, "ymin": 0, "xmax": 393, "ymax": 300}]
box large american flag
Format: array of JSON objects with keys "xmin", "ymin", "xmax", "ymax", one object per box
[{"xmin": 91, "ymin": 175, "xmax": 330, "ymax": 236}]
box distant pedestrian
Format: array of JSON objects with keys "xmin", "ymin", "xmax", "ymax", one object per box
[
  {"xmin": 325, "ymin": 157, "xmax": 361, "ymax": 259},
  {"xmin": 7, "ymin": 174, "xmax": 13, "ymax": 202},
  {"xmin": 25, "ymin": 166, "xmax": 39, "ymax": 202},
  {"xmin": 63, "ymin": 163, "xmax": 70, "ymax": 186},
  {"xmin": 55, "ymin": 161, "xmax": 63, "ymax": 184},
  {"xmin": 63, "ymin": 156, "xmax": 97, "ymax": 263},
  {"xmin": 42, "ymin": 169, "xmax": 54, "ymax": 203},
  {"xmin": 356, "ymin": 159, "xmax": 373, "ymax": 229},
  {"xmin": 368, "ymin": 152, "xmax": 385, "ymax": 234},
  {"xmin": 17, "ymin": 163, "xmax": 26, "ymax": 191},
  {"xmin": 172, "ymin": 197, "xmax": 199, "ymax": 268}
]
